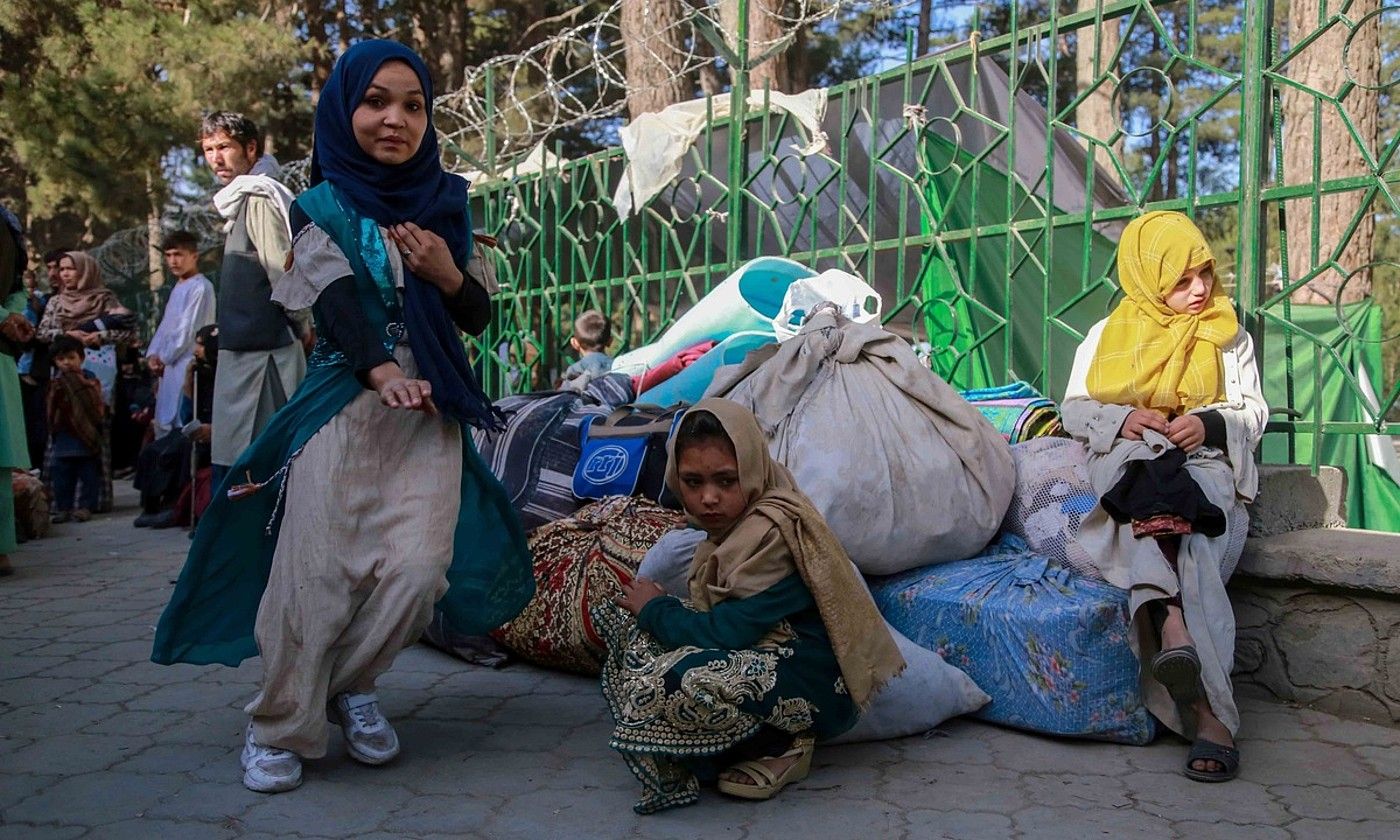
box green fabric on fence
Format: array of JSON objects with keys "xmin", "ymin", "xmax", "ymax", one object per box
[
  {"xmin": 916, "ymin": 133, "xmax": 995, "ymax": 391},
  {"xmin": 1259, "ymin": 302, "xmax": 1400, "ymax": 533},
  {"xmin": 917, "ymin": 133, "xmax": 1118, "ymax": 397}
]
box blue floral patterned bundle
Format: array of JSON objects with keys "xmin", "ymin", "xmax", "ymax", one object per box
[{"xmin": 868, "ymin": 534, "xmax": 1156, "ymax": 745}]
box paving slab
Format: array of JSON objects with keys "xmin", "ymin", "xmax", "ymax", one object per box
[{"xmin": 3, "ymin": 487, "xmax": 1398, "ymax": 838}]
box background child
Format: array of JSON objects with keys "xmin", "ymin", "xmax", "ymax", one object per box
[
  {"xmin": 111, "ymin": 344, "xmax": 153, "ymax": 477},
  {"xmin": 1061, "ymin": 211, "xmax": 1268, "ymax": 784},
  {"xmin": 145, "ymin": 230, "xmax": 216, "ymax": 437},
  {"xmin": 47, "ymin": 335, "xmax": 106, "ymax": 523},
  {"xmin": 132, "ymin": 326, "xmax": 215, "ymax": 530},
  {"xmin": 558, "ymin": 309, "xmax": 613, "ymax": 391}
]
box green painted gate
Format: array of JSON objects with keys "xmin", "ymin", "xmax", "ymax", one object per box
[{"xmin": 464, "ymin": 0, "xmax": 1400, "ymax": 526}]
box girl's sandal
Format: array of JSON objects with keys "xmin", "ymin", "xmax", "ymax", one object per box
[
  {"xmin": 1184, "ymin": 737, "xmax": 1240, "ymax": 783},
  {"xmin": 1150, "ymin": 645, "xmax": 1201, "ymax": 704},
  {"xmin": 716, "ymin": 734, "xmax": 816, "ymax": 801}
]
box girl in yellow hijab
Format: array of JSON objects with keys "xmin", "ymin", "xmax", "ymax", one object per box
[
  {"xmin": 1063, "ymin": 211, "xmax": 1268, "ymax": 785},
  {"xmin": 596, "ymin": 398, "xmax": 903, "ymax": 814},
  {"xmin": 1086, "ymin": 210, "xmax": 1239, "ymax": 417}
]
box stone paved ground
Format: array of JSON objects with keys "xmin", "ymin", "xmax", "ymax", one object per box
[{"xmin": 3, "ymin": 489, "xmax": 1399, "ymax": 839}]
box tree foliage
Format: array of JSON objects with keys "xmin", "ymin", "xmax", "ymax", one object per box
[{"xmin": 0, "ymin": 1, "xmax": 300, "ymax": 242}]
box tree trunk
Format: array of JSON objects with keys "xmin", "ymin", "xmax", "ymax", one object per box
[
  {"xmin": 1073, "ymin": 0, "xmax": 1121, "ymax": 162},
  {"xmin": 620, "ymin": 0, "xmax": 693, "ymax": 120},
  {"xmin": 303, "ymin": 0, "xmax": 334, "ymax": 104},
  {"xmin": 691, "ymin": 9, "xmax": 726, "ymax": 98},
  {"xmin": 407, "ymin": 9, "xmax": 429, "ymax": 61},
  {"xmin": 359, "ymin": 0, "xmax": 377, "ymax": 36},
  {"xmin": 916, "ymin": 0, "xmax": 932, "ymax": 57},
  {"xmin": 1147, "ymin": 30, "xmax": 1163, "ymax": 200},
  {"xmin": 437, "ymin": 4, "xmax": 465, "ymax": 92},
  {"xmin": 335, "ymin": 0, "xmax": 351, "ymax": 56},
  {"xmin": 720, "ymin": 0, "xmax": 793, "ymax": 94},
  {"xmin": 145, "ymin": 170, "xmax": 164, "ymax": 301},
  {"xmin": 1282, "ymin": 0, "xmax": 1380, "ymax": 304}
]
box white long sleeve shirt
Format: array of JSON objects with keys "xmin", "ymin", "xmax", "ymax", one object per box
[{"xmin": 147, "ymin": 273, "xmax": 216, "ymax": 430}]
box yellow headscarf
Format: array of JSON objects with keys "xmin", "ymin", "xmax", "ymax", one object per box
[{"xmin": 1086, "ymin": 211, "xmax": 1239, "ymax": 414}]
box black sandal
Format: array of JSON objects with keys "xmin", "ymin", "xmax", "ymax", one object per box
[
  {"xmin": 1151, "ymin": 645, "xmax": 1201, "ymax": 703},
  {"xmin": 1184, "ymin": 737, "xmax": 1239, "ymax": 782}
]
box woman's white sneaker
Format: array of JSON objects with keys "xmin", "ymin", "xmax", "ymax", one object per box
[
  {"xmin": 330, "ymin": 692, "xmax": 400, "ymax": 765},
  {"xmin": 241, "ymin": 724, "xmax": 303, "ymax": 793}
]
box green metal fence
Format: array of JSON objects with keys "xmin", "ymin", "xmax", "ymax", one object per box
[{"xmin": 466, "ymin": 0, "xmax": 1399, "ymax": 456}]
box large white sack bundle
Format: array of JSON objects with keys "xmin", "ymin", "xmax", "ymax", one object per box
[
  {"xmin": 706, "ymin": 306, "xmax": 1015, "ymax": 574},
  {"xmin": 824, "ymin": 624, "xmax": 990, "ymax": 744}
]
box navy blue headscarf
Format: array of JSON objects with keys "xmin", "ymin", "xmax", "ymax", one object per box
[{"xmin": 311, "ymin": 39, "xmax": 500, "ymax": 429}]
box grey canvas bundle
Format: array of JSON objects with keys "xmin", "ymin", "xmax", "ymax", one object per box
[{"xmin": 705, "ymin": 308, "xmax": 1016, "ymax": 574}]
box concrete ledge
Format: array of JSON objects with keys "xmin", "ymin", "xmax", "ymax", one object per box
[
  {"xmin": 1236, "ymin": 528, "xmax": 1400, "ymax": 597},
  {"xmin": 1248, "ymin": 464, "xmax": 1347, "ymax": 537},
  {"xmin": 1231, "ymin": 527, "xmax": 1400, "ymax": 726}
]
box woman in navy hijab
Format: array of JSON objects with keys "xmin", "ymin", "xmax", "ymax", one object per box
[{"xmin": 151, "ymin": 41, "xmax": 533, "ymax": 794}]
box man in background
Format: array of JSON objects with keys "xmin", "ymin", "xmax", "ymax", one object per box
[{"xmin": 200, "ymin": 112, "xmax": 308, "ymax": 483}]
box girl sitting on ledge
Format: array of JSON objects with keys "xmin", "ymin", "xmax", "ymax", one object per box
[{"xmin": 1063, "ymin": 211, "xmax": 1267, "ymax": 783}]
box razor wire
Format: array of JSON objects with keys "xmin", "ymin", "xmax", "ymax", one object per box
[
  {"xmin": 435, "ymin": 0, "xmax": 911, "ymax": 172},
  {"xmin": 86, "ymin": 1, "xmax": 908, "ymax": 298}
]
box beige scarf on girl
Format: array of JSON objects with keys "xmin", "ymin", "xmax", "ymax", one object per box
[{"xmin": 669, "ymin": 398, "xmax": 904, "ymax": 709}]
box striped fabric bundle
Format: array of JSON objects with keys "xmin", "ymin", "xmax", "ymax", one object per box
[
  {"xmin": 470, "ymin": 373, "xmax": 635, "ymax": 532},
  {"xmin": 958, "ymin": 381, "xmax": 1064, "ymax": 443}
]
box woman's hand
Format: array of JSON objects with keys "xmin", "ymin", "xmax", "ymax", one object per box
[
  {"xmin": 616, "ymin": 578, "xmax": 667, "ymax": 616},
  {"xmin": 66, "ymin": 329, "xmax": 100, "ymax": 348},
  {"xmin": 388, "ymin": 223, "xmax": 463, "ymax": 296},
  {"xmin": 1119, "ymin": 408, "xmax": 1169, "ymax": 441},
  {"xmin": 366, "ymin": 361, "xmax": 437, "ymax": 415},
  {"xmin": 1166, "ymin": 414, "xmax": 1206, "ymax": 453},
  {"xmin": 0, "ymin": 313, "xmax": 33, "ymax": 343}
]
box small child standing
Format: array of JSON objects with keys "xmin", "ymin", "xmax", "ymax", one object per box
[
  {"xmin": 1062, "ymin": 211, "xmax": 1267, "ymax": 784},
  {"xmin": 559, "ymin": 309, "xmax": 613, "ymax": 392},
  {"xmin": 47, "ymin": 335, "xmax": 106, "ymax": 523}
]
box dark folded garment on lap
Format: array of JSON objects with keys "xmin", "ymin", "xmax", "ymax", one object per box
[{"xmin": 1101, "ymin": 448, "xmax": 1226, "ymax": 538}]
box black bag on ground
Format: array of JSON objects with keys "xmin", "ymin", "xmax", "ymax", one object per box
[{"xmin": 471, "ymin": 373, "xmax": 634, "ymax": 532}]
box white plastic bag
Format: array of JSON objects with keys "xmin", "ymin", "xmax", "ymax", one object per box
[
  {"xmin": 826, "ymin": 624, "xmax": 989, "ymax": 744},
  {"xmin": 771, "ymin": 269, "xmax": 883, "ymax": 341}
]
